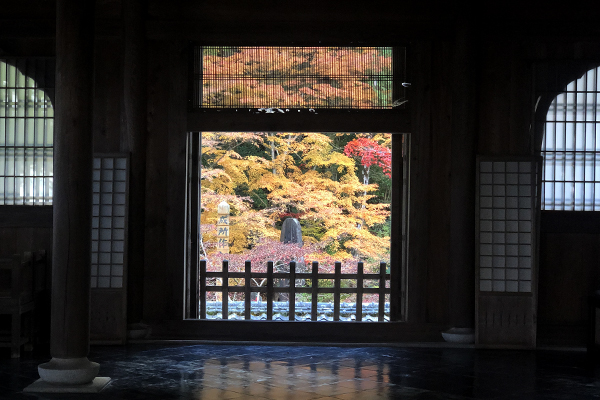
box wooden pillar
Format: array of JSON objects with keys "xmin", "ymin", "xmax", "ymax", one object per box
[
  {"xmin": 34, "ymin": 0, "xmax": 108, "ymax": 388},
  {"xmin": 122, "ymin": 0, "xmax": 148, "ymax": 327},
  {"xmin": 445, "ymin": 22, "xmax": 477, "ymax": 339},
  {"xmin": 50, "ymin": 0, "xmax": 95, "ymax": 360}
]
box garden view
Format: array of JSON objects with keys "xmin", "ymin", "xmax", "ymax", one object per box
[{"xmin": 197, "ymin": 47, "xmax": 395, "ymax": 319}]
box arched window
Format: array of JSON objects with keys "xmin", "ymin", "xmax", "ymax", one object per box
[
  {"xmin": 541, "ymin": 66, "xmax": 600, "ymax": 210},
  {"xmin": 0, "ymin": 59, "xmax": 54, "ymax": 205}
]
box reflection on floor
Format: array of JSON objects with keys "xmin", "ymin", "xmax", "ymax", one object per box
[{"xmin": 1, "ymin": 343, "xmax": 600, "ymax": 399}]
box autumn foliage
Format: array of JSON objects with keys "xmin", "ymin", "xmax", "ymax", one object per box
[
  {"xmin": 344, "ymin": 137, "xmax": 392, "ymax": 180},
  {"xmin": 200, "ymin": 132, "xmax": 392, "ymax": 278}
]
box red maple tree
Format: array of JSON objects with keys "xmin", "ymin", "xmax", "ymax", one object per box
[{"xmin": 344, "ymin": 137, "xmax": 392, "ymax": 184}]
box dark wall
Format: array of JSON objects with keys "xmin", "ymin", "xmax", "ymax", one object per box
[
  {"xmin": 477, "ymin": 41, "xmax": 532, "ymax": 156},
  {"xmin": 0, "ymin": 207, "xmax": 52, "ymax": 257},
  {"xmin": 144, "ymin": 38, "xmax": 188, "ymax": 321},
  {"xmin": 406, "ymin": 39, "xmax": 453, "ymax": 325},
  {"xmin": 538, "ymin": 213, "xmax": 600, "ymax": 346},
  {"xmin": 93, "ymin": 37, "xmax": 123, "ymax": 153}
]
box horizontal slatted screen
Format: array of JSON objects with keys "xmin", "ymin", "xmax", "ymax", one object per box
[
  {"xmin": 542, "ymin": 66, "xmax": 600, "ymax": 210},
  {"xmin": 0, "ymin": 59, "xmax": 54, "ymax": 205},
  {"xmin": 194, "ymin": 46, "xmax": 403, "ymax": 109}
]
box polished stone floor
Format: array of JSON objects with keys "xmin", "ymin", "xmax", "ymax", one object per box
[{"xmin": 1, "ymin": 343, "xmax": 600, "ymax": 399}]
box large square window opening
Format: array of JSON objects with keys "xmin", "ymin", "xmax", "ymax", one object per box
[{"xmin": 197, "ymin": 131, "xmax": 393, "ymax": 321}]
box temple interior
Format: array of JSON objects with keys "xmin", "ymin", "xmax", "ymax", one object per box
[{"xmin": 1, "ymin": 0, "xmax": 600, "ymax": 398}]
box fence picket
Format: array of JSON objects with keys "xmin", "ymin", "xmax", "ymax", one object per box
[
  {"xmin": 334, "ymin": 261, "xmax": 341, "ymax": 321},
  {"xmin": 357, "ymin": 261, "xmax": 363, "ymax": 322},
  {"xmin": 222, "ymin": 260, "xmax": 229, "ymax": 320},
  {"xmin": 311, "ymin": 261, "xmax": 318, "ymax": 321},
  {"xmin": 267, "ymin": 261, "xmax": 274, "ymax": 320},
  {"xmin": 378, "ymin": 261, "xmax": 386, "ymax": 322},
  {"xmin": 289, "ymin": 261, "xmax": 296, "ymax": 321},
  {"xmin": 200, "ymin": 260, "xmax": 207, "ymax": 319},
  {"xmin": 245, "ymin": 261, "xmax": 251, "ymax": 320}
]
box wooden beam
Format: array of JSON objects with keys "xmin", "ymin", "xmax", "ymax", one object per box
[{"xmin": 187, "ymin": 111, "xmax": 411, "ymax": 134}]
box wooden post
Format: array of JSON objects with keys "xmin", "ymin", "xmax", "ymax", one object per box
[
  {"xmin": 334, "ymin": 262, "xmax": 341, "ymax": 321},
  {"xmin": 50, "ymin": 0, "xmax": 95, "ymax": 361},
  {"xmin": 187, "ymin": 135, "xmax": 200, "ymax": 319},
  {"xmin": 379, "ymin": 261, "xmax": 386, "ymax": 322},
  {"xmin": 357, "ymin": 261, "xmax": 364, "ymax": 322},
  {"xmin": 390, "ymin": 134, "xmax": 403, "ymax": 321},
  {"xmin": 35, "ymin": 0, "xmax": 109, "ymax": 390},
  {"xmin": 289, "ymin": 261, "xmax": 296, "ymax": 321},
  {"xmin": 122, "ymin": 0, "xmax": 148, "ymax": 327},
  {"xmin": 311, "ymin": 261, "xmax": 318, "ymax": 321},
  {"xmin": 244, "ymin": 261, "xmax": 251, "ymax": 320},
  {"xmin": 267, "ymin": 261, "xmax": 274, "ymax": 320},
  {"xmin": 199, "ymin": 260, "xmax": 206, "ymax": 320},
  {"xmin": 447, "ymin": 22, "xmax": 476, "ymax": 338},
  {"xmin": 222, "ymin": 260, "xmax": 228, "ymax": 320}
]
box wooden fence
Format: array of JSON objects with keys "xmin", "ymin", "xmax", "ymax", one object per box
[{"xmin": 200, "ymin": 260, "xmax": 390, "ymax": 322}]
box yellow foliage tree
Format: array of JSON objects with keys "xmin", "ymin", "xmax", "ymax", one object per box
[{"xmin": 200, "ymin": 131, "xmax": 390, "ymax": 266}]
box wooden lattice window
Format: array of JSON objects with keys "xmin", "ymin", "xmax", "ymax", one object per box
[
  {"xmin": 0, "ymin": 59, "xmax": 54, "ymax": 205},
  {"xmin": 477, "ymin": 157, "xmax": 540, "ymax": 293},
  {"xmin": 90, "ymin": 155, "xmax": 129, "ymax": 289},
  {"xmin": 542, "ymin": 66, "xmax": 600, "ymax": 210}
]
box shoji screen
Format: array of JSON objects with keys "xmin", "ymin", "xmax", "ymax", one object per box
[
  {"xmin": 90, "ymin": 154, "xmax": 129, "ymax": 343},
  {"xmin": 476, "ymin": 156, "xmax": 541, "ymax": 347}
]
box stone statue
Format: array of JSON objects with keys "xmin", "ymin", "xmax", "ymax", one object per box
[
  {"xmin": 276, "ymin": 218, "xmax": 304, "ymax": 302},
  {"xmin": 280, "ymin": 218, "xmax": 303, "ymax": 246}
]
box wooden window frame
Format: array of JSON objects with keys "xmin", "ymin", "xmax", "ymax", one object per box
[{"xmin": 183, "ymin": 43, "xmax": 411, "ymax": 339}]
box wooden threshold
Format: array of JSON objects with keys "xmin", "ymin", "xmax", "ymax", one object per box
[{"xmin": 149, "ymin": 319, "xmax": 447, "ymax": 343}]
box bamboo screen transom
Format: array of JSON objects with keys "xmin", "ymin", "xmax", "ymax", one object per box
[
  {"xmin": 542, "ymin": 66, "xmax": 600, "ymax": 210},
  {"xmin": 0, "ymin": 59, "xmax": 54, "ymax": 205},
  {"xmin": 194, "ymin": 46, "xmax": 400, "ymax": 109}
]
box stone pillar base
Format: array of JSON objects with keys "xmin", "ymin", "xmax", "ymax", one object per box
[
  {"xmin": 441, "ymin": 327, "xmax": 475, "ymax": 344},
  {"xmin": 127, "ymin": 322, "xmax": 151, "ymax": 340},
  {"xmin": 24, "ymin": 377, "xmax": 111, "ymax": 393},
  {"xmin": 37, "ymin": 357, "xmax": 100, "ymax": 385}
]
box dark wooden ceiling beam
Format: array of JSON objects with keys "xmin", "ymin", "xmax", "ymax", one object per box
[{"xmin": 187, "ymin": 111, "xmax": 411, "ymax": 134}]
